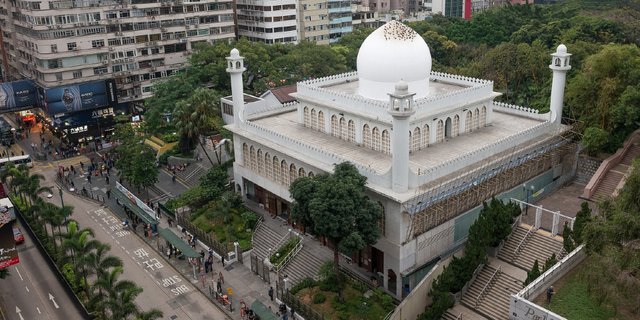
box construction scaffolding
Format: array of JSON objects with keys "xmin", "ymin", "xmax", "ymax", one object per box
[{"xmin": 406, "ymin": 131, "xmax": 577, "ymax": 241}]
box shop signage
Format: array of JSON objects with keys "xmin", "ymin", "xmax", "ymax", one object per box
[
  {"xmin": 0, "ymin": 80, "xmax": 38, "ymax": 112},
  {"xmin": 92, "ymin": 107, "xmax": 114, "ymax": 118},
  {"xmin": 70, "ymin": 125, "xmax": 88, "ymax": 134},
  {"xmin": 45, "ymin": 80, "xmax": 116, "ymax": 115}
]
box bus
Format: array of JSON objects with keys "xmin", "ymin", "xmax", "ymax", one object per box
[{"xmin": 0, "ymin": 154, "xmax": 33, "ymax": 170}]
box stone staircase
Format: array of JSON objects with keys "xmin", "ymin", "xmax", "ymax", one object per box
[
  {"xmin": 460, "ymin": 264, "xmax": 523, "ymax": 320},
  {"xmin": 171, "ymin": 163, "xmax": 208, "ymax": 187},
  {"xmin": 620, "ymin": 143, "xmax": 640, "ymax": 166},
  {"xmin": 251, "ymin": 221, "xmax": 288, "ymax": 260},
  {"xmin": 281, "ymin": 244, "xmax": 332, "ymax": 285},
  {"xmin": 497, "ymin": 225, "xmax": 563, "ymax": 271},
  {"xmin": 592, "ymin": 169, "xmax": 625, "ymax": 201},
  {"xmin": 441, "ymin": 311, "xmax": 461, "ymax": 320}
]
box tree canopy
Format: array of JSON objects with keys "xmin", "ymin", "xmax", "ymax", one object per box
[{"xmin": 290, "ymin": 162, "xmax": 382, "ymax": 296}]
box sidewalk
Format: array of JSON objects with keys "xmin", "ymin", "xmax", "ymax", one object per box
[{"xmin": 58, "ymin": 157, "xmax": 288, "ymax": 320}]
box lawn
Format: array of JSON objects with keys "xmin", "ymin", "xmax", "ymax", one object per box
[
  {"xmin": 533, "ymin": 261, "xmax": 624, "ymax": 320},
  {"xmin": 191, "ymin": 209, "xmax": 256, "ymax": 251},
  {"xmin": 296, "ymin": 283, "xmax": 394, "ymax": 320}
]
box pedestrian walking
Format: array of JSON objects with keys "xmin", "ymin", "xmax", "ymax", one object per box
[
  {"xmin": 105, "ymin": 175, "xmax": 110, "ymax": 184},
  {"xmin": 172, "ymin": 174, "xmax": 176, "ymax": 183},
  {"xmin": 268, "ymin": 286, "xmax": 274, "ymax": 301},
  {"xmin": 546, "ymin": 286, "xmax": 554, "ymax": 304},
  {"xmin": 221, "ymin": 254, "xmax": 225, "ymax": 267},
  {"xmin": 219, "ymin": 271, "xmax": 224, "ymax": 284},
  {"xmin": 217, "ymin": 279, "xmax": 222, "ymax": 294},
  {"xmin": 106, "ymin": 189, "xmax": 111, "ymax": 199},
  {"xmin": 87, "ymin": 174, "xmax": 92, "ymax": 184}
]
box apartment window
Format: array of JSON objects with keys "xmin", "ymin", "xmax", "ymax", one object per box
[
  {"xmin": 73, "ymin": 70, "xmax": 83, "ymax": 79},
  {"xmin": 67, "ymin": 42, "xmax": 77, "ymax": 51},
  {"xmin": 55, "ymin": 73, "xmax": 63, "ymax": 81},
  {"xmin": 108, "ymin": 38, "xmax": 121, "ymax": 46},
  {"xmin": 51, "ymin": 44, "xmax": 57, "ymax": 53},
  {"xmin": 92, "ymin": 39, "xmax": 105, "ymax": 48},
  {"xmin": 93, "ymin": 67, "xmax": 108, "ymax": 75}
]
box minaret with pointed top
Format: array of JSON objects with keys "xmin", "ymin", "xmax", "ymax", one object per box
[
  {"xmin": 388, "ymin": 80, "xmax": 415, "ymax": 193},
  {"xmin": 227, "ymin": 48, "xmax": 246, "ymax": 124},
  {"xmin": 549, "ymin": 44, "xmax": 571, "ymax": 125}
]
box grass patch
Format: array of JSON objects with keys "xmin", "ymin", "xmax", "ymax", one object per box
[
  {"xmin": 270, "ymin": 237, "xmax": 301, "ymax": 265},
  {"xmin": 534, "ymin": 262, "xmax": 620, "ymax": 320},
  {"xmin": 296, "ymin": 281, "xmax": 394, "ymax": 320}
]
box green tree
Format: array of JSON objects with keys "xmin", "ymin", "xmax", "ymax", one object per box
[
  {"xmin": 289, "ymin": 162, "xmax": 382, "ymax": 299},
  {"xmin": 173, "ymin": 88, "xmax": 221, "ymax": 165},
  {"xmin": 562, "ymin": 224, "xmax": 576, "ymax": 253},
  {"xmin": 582, "ymin": 127, "xmax": 609, "ymax": 156},
  {"xmin": 572, "ymin": 202, "xmax": 592, "ymax": 244},
  {"xmin": 524, "ymin": 259, "xmax": 541, "ymax": 286},
  {"xmin": 59, "ymin": 221, "xmax": 100, "ymax": 297}
]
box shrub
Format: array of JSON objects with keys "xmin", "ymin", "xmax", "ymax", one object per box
[
  {"xmin": 313, "ymin": 293, "xmax": 327, "ymax": 304},
  {"xmin": 242, "ymin": 211, "xmax": 259, "ymax": 230},
  {"xmin": 161, "ymin": 133, "xmax": 180, "ymax": 143},
  {"xmin": 583, "ymin": 127, "xmax": 609, "ymax": 156},
  {"xmin": 270, "ymin": 237, "xmax": 301, "ymax": 265},
  {"xmin": 290, "ymin": 278, "xmax": 316, "ymax": 295}
]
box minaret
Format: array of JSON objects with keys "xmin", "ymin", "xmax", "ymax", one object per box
[
  {"xmin": 549, "ymin": 44, "xmax": 571, "ymax": 125},
  {"xmin": 388, "ymin": 81, "xmax": 415, "ymax": 193},
  {"xmin": 226, "ymin": 48, "xmax": 246, "ymax": 124}
]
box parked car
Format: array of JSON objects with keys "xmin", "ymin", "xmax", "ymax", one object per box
[{"xmin": 13, "ymin": 225, "xmax": 24, "ymax": 244}]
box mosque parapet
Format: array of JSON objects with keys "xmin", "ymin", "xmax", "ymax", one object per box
[
  {"xmin": 245, "ymin": 101, "xmax": 299, "ymax": 121},
  {"xmin": 412, "ymin": 120, "xmax": 556, "ymax": 184},
  {"xmin": 493, "ymin": 101, "xmax": 548, "ymax": 121}
]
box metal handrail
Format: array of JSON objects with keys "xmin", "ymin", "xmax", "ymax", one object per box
[
  {"xmin": 456, "ymin": 313, "xmax": 463, "ymax": 320},
  {"xmin": 273, "ymin": 236, "xmax": 303, "ymax": 272},
  {"xmin": 250, "ymin": 215, "xmax": 264, "ymax": 247},
  {"xmin": 475, "ymin": 265, "xmax": 501, "ymax": 307},
  {"xmin": 512, "ymin": 225, "xmax": 534, "ymax": 262}
]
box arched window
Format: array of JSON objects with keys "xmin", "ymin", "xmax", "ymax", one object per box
[
  {"xmin": 308, "ymin": 171, "xmax": 314, "ymax": 177},
  {"xmin": 303, "ymin": 107, "xmax": 310, "ymax": 127},
  {"xmin": 298, "ymin": 167, "xmax": 306, "ymax": 177},
  {"xmin": 290, "ymin": 163, "xmax": 297, "ymax": 185},
  {"xmin": 453, "ymin": 115, "xmax": 460, "ymax": 137},
  {"xmin": 281, "ymin": 160, "xmax": 289, "ymax": 186},
  {"xmin": 257, "ymin": 149, "xmax": 264, "ymax": 175},
  {"xmin": 363, "ymin": 124, "xmax": 371, "ymax": 148},
  {"xmin": 372, "ymin": 127, "xmax": 381, "ymax": 151},
  {"xmin": 465, "ymin": 111, "xmax": 473, "ymax": 133},
  {"xmin": 236, "ymin": 61, "xmax": 241, "ymax": 69},
  {"xmin": 340, "ymin": 117, "xmax": 348, "ymax": 140},
  {"xmin": 423, "ymin": 124, "xmax": 430, "ymax": 148},
  {"xmin": 331, "ymin": 115, "xmax": 339, "ymax": 137},
  {"xmin": 273, "ymin": 156, "xmax": 280, "ymax": 184},
  {"xmin": 265, "ymin": 152, "xmax": 272, "ymax": 179},
  {"xmin": 411, "ymin": 127, "xmax": 421, "ymax": 152},
  {"xmin": 242, "ymin": 143, "xmax": 249, "ymax": 166},
  {"xmin": 317, "ymin": 111, "xmax": 325, "ymax": 133},
  {"xmin": 480, "ymin": 106, "xmax": 487, "ymax": 127},
  {"xmin": 382, "ymin": 130, "xmax": 390, "ymax": 155},
  {"xmin": 436, "ymin": 120, "xmax": 444, "ymax": 143},
  {"xmin": 473, "ymin": 108, "xmax": 480, "ymax": 130},
  {"xmin": 311, "ymin": 109, "xmax": 317, "ymax": 130},
  {"xmin": 348, "ymin": 120, "xmax": 355, "ymax": 142},
  {"xmin": 249, "ymin": 146, "xmax": 256, "ymax": 171}
]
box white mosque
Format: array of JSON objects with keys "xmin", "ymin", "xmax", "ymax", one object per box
[{"xmin": 223, "ymin": 20, "xmax": 576, "ymax": 298}]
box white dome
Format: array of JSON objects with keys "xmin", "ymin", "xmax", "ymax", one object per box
[
  {"xmin": 556, "ymin": 44, "xmax": 567, "ymax": 54},
  {"xmin": 230, "ymin": 48, "xmax": 240, "ymax": 58},
  {"xmin": 357, "ymin": 21, "xmax": 432, "ymax": 101}
]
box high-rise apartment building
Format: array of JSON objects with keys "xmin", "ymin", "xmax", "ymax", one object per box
[
  {"xmin": 236, "ymin": 0, "xmax": 298, "ymax": 44},
  {"xmin": 0, "ymin": 0, "xmax": 235, "ymax": 104}
]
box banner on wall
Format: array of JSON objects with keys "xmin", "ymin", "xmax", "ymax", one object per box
[
  {"xmin": 45, "ymin": 79, "xmax": 117, "ymax": 115},
  {"xmin": 0, "ymin": 80, "xmax": 39, "ymax": 112},
  {"xmin": 0, "ymin": 217, "xmax": 19, "ymax": 269}
]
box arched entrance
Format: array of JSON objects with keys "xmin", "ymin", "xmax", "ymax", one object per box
[{"xmin": 445, "ymin": 117, "xmax": 452, "ymax": 138}]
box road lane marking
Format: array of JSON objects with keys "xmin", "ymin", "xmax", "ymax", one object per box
[
  {"xmin": 15, "ymin": 267, "xmax": 23, "ymax": 281},
  {"xmin": 16, "ymin": 306, "xmax": 24, "ymax": 320},
  {"xmin": 25, "ymin": 286, "xmax": 29, "ymax": 293},
  {"xmin": 37, "ymin": 307, "xmax": 41, "ymax": 314},
  {"xmin": 48, "ymin": 293, "xmax": 60, "ymax": 309}
]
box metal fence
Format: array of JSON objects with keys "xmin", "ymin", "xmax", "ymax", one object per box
[
  {"xmin": 281, "ymin": 290, "xmax": 325, "ymax": 320},
  {"xmin": 176, "ymin": 213, "xmax": 229, "ymax": 257},
  {"xmin": 250, "ymin": 253, "xmax": 270, "ymax": 283},
  {"xmin": 158, "ymin": 202, "xmax": 176, "ymax": 219}
]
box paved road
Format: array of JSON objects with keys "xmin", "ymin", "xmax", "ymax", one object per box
[
  {"xmin": 40, "ymin": 167, "xmax": 229, "ymax": 320},
  {"xmin": 0, "ymin": 219, "xmax": 86, "ymax": 320}
]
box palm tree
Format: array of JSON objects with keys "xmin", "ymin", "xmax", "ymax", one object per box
[
  {"xmin": 135, "ymin": 308, "xmax": 163, "ymax": 320},
  {"xmin": 93, "ymin": 266, "xmax": 142, "ymax": 320},
  {"xmin": 20, "ymin": 172, "xmax": 52, "ymax": 207},
  {"xmin": 59, "ymin": 221, "xmax": 100, "ymax": 297},
  {"xmin": 84, "ymin": 243, "xmax": 123, "ymax": 281},
  {"xmin": 173, "ymin": 88, "xmax": 221, "ymax": 166}
]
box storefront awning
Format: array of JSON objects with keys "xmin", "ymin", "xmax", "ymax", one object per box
[
  {"xmin": 158, "ymin": 228, "xmax": 200, "ymax": 258},
  {"xmin": 113, "ymin": 188, "xmax": 156, "ymax": 225}
]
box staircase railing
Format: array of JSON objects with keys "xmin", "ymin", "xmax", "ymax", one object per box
[
  {"xmin": 511, "ymin": 225, "xmax": 534, "ymax": 263},
  {"xmin": 273, "ymin": 236, "xmax": 303, "ymax": 272},
  {"xmin": 475, "ymin": 265, "xmax": 501, "ymax": 308},
  {"xmin": 250, "ymin": 214, "xmax": 264, "ymax": 248},
  {"xmin": 456, "ymin": 313, "xmax": 463, "ymax": 320}
]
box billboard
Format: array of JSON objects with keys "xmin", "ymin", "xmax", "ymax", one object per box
[
  {"xmin": 45, "ymin": 79, "xmax": 117, "ymax": 115},
  {"xmin": 0, "ymin": 80, "xmax": 39, "ymax": 112}
]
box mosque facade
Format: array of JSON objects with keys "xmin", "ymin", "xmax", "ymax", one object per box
[{"xmin": 223, "ymin": 20, "xmax": 576, "ymax": 298}]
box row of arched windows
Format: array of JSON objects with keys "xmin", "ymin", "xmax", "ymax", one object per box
[
  {"xmin": 242, "ymin": 143, "xmax": 314, "ymax": 187},
  {"xmin": 302, "ymin": 106, "xmax": 488, "ymax": 154}
]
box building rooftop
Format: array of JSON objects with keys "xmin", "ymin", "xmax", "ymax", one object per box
[
  {"xmin": 250, "ymin": 110, "xmax": 546, "ymax": 176},
  {"xmin": 323, "ymin": 77, "xmax": 467, "ymax": 98}
]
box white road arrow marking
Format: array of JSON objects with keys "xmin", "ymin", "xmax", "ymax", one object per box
[
  {"xmin": 16, "ymin": 306, "xmax": 24, "ymax": 320},
  {"xmin": 48, "ymin": 293, "xmax": 59, "ymax": 309}
]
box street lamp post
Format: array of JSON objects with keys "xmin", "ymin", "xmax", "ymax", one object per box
[{"xmin": 523, "ymin": 184, "xmax": 535, "ymax": 216}]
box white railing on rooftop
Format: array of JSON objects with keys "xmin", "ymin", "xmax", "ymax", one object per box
[
  {"xmin": 416, "ymin": 120, "xmax": 554, "ymax": 183},
  {"xmin": 245, "ymin": 101, "xmax": 298, "ymax": 120}
]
